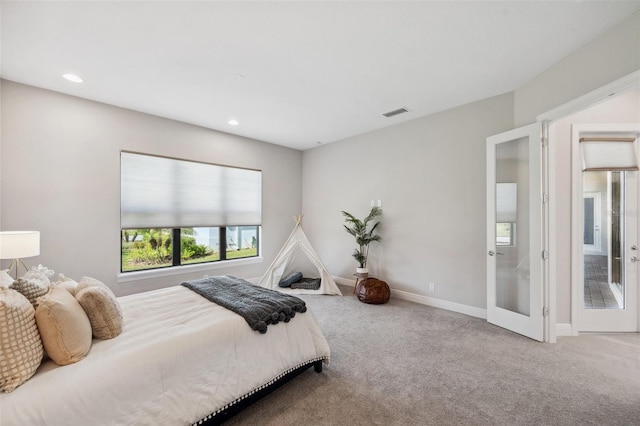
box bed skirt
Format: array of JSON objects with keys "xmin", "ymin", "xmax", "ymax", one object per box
[{"xmin": 195, "ymin": 357, "xmax": 326, "ymax": 425}]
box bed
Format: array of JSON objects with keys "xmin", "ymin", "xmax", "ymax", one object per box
[{"xmin": 0, "ymin": 283, "xmax": 330, "ymax": 425}]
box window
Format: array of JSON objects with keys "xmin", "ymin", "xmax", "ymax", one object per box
[
  {"xmin": 496, "ymin": 182, "xmax": 516, "ymax": 246},
  {"xmin": 120, "ymin": 152, "xmax": 261, "ymax": 273},
  {"xmin": 496, "ymin": 223, "xmax": 516, "ymax": 246}
]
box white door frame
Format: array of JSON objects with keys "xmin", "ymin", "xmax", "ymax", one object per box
[{"xmin": 537, "ymin": 70, "xmax": 640, "ymax": 338}]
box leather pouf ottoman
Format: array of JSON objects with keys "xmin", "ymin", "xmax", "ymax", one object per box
[{"xmin": 356, "ymin": 278, "xmax": 390, "ymax": 304}]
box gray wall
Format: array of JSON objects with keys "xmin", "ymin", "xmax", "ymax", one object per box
[
  {"xmin": 302, "ymin": 93, "xmax": 514, "ymax": 309},
  {"xmin": 514, "ymin": 11, "xmax": 640, "ymax": 126},
  {"xmin": 0, "ymin": 81, "xmax": 302, "ymax": 295}
]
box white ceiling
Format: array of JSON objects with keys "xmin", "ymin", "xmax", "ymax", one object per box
[{"xmin": 2, "ymin": 1, "xmax": 639, "ymax": 151}]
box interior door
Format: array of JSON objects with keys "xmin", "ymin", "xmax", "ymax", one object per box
[
  {"xmin": 577, "ymin": 133, "xmax": 638, "ymax": 332},
  {"xmin": 487, "ymin": 123, "xmax": 544, "ymax": 341}
]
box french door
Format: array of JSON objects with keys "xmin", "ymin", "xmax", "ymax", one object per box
[{"xmin": 487, "ymin": 123, "xmax": 544, "ymax": 341}]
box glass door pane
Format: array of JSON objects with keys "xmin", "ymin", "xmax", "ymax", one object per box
[
  {"xmin": 495, "ymin": 137, "xmax": 530, "ymax": 316},
  {"xmin": 582, "ymin": 171, "xmax": 625, "ymax": 310}
]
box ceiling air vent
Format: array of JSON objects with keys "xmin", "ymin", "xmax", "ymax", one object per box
[{"xmin": 382, "ymin": 107, "xmax": 409, "ymax": 118}]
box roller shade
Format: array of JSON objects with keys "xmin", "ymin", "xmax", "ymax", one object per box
[
  {"xmin": 580, "ymin": 137, "xmax": 638, "ymax": 171},
  {"xmin": 496, "ymin": 183, "xmax": 517, "ymax": 222},
  {"xmin": 121, "ymin": 152, "xmax": 261, "ymax": 229}
]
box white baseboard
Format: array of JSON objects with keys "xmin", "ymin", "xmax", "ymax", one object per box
[
  {"xmin": 555, "ymin": 323, "xmax": 573, "ymax": 336},
  {"xmin": 333, "ymin": 276, "xmax": 356, "ymax": 287},
  {"xmin": 392, "ymin": 288, "xmax": 487, "ymax": 319},
  {"xmin": 335, "ymin": 277, "xmax": 577, "ymax": 335},
  {"xmin": 334, "ymin": 276, "xmax": 486, "ymax": 319}
]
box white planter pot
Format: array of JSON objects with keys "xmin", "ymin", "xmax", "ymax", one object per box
[{"xmin": 356, "ymin": 267, "xmax": 369, "ymax": 274}]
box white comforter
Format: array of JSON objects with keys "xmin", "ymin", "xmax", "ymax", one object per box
[{"xmin": 0, "ymin": 285, "xmax": 330, "ymax": 425}]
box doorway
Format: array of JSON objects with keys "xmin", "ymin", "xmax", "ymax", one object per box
[
  {"xmin": 537, "ymin": 74, "xmax": 639, "ymax": 340},
  {"xmin": 582, "ymin": 173, "xmax": 624, "ymax": 310},
  {"xmin": 582, "ymin": 192, "xmax": 601, "ymax": 255},
  {"xmin": 573, "ymin": 125, "xmax": 639, "ymax": 332}
]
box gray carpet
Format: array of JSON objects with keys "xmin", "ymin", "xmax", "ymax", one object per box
[{"xmin": 226, "ymin": 287, "xmax": 640, "ymax": 425}]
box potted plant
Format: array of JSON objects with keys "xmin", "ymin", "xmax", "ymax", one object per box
[{"xmin": 341, "ymin": 206, "xmax": 382, "ymax": 274}]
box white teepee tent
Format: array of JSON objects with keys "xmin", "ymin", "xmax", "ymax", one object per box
[{"xmin": 258, "ymin": 216, "xmax": 342, "ymax": 295}]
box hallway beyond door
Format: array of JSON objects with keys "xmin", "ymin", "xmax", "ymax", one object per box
[{"xmin": 584, "ymin": 254, "xmax": 621, "ymax": 309}]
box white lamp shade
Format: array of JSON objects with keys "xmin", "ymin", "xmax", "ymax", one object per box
[{"xmin": 0, "ymin": 231, "xmax": 40, "ymax": 259}]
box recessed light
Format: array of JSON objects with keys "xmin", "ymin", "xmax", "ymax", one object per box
[
  {"xmin": 228, "ymin": 119, "xmax": 239, "ymax": 126},
  {"xmin": 62, "ymin": 73, "xmax": 83, "ymax": 83}
]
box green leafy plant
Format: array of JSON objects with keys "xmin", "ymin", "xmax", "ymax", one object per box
[
  {"xmin": 180, "ymin": 235, "xmax": 212, "ymax": 258},
  {"xmin": 341, "ymin": 206, "xmax": 382, "ymax": 268}
]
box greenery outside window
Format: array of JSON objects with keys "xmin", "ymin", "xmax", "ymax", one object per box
[
  {"xmin": 121, "ymin": 226, "xmax": 259, "ymax": 272},
  {"xmin": 496, "ymin": 223, "xmax": 516, "ymax": 246}
]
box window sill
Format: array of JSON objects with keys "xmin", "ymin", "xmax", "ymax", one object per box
[{"xmin": 117, "ymin": 257, "xmax": 263, "ymax": 283}]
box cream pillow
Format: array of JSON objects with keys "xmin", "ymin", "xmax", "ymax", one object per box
[
  {"xmin": 51, "ymin": 274, "xmax": 79, "ymax": 296},
  {"xmin": 9, "ymin": 271, "xmax": 50, "ymax": 307},
  {"xmin": 76, "ymin": 286, "xmax": 123, "ymax": 340},
  {"xmin": 35, "ymin": 287, "xmax": 92, "ymax": 366},
  {"xmin": 0, "ymin": 270, "xmax": 13, "ymax": 288},
  {"xmin": 76, "ymin": 276, "xmax": 116, "ymax": 296},
  {"xmin": 0, "ymin": 288, "xmax": 44, "ymax": 393}
]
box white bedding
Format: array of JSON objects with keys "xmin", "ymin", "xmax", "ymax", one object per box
[{"xmin": 0, "ymin": 285, "xmax": 330, "ymax": 425}]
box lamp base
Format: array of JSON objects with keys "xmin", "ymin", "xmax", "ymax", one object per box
[{"xmin": 7, "ymin": 258, "xmax": 29, "ymax": 280}]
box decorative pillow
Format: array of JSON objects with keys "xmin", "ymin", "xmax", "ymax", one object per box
[
  {"xmin": 29, "ymin": 264, "xmax": 55, "ymax": 280},
  {"xmin": 51, "ymin": 274, "xmax": 79, "ymax": 296},
  {"xmin": 279, "ymin": 271, "xmax": 303, "ymax": 288},
  {"xmin": 76, "ymin": 276, "xmax": 116, "ymax": 297},
  {"xmin": 35, "ymin": 287, "xmax": 92, "ymax": 366},
  {"xmin": 9, "ymin": 271, "xmax": 50, "ymax": 307},
  {"xmin": 290, "ymin": 277, "xmax": 321, "ymax": 290},
  {"xmin": 0, "ymin": 270, "xmax": 13, "ymax": 288},
  {"xmin": 0, "ymin": 288, "xmax": 44, "ymax": 393},
  {"xmin": 76, "ymin": 286, "xmax": 123, "ymax": 340}
]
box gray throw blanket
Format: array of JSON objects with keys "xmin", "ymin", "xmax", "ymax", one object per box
[{"xmin": 181, "ymin": 275, "xmax": 307, "ymax": 334}]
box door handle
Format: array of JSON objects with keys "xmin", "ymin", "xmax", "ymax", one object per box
[
  {"xmin": 631, "ymin": 256, "xmax": 638, "ymax": 263},
  {"xmin": 488, "ymin": 251, "xmax": 504, "ymax": 256}
]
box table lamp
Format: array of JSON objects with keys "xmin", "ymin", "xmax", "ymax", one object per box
[{"xmin": 0, "ymin": 231, "xmax": 41, "ymax": 279}]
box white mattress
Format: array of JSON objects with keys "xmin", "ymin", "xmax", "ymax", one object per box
[{"xmin": 0, "ymin": 285, "xmax": 330, "ymax": 425}]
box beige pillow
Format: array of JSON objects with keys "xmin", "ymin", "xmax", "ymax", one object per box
[
  {"xmin": 76, "ymin": 286, "xmax": 123, "ymax": 340},
  {"xmin": 9, "ymin": 271, "xmax": 50, "ymax": 307},
  {"xmin": 35, "ymin": 287, "xmax": 92, "ymax": 366},
  {"xmin": 77, "ymin": 276, "xmax": 116, "ymax": 296},
  {"xmin": 0, "ymin": 288, "xmax": 44, "ymax": 393},
  {"xmin": 51, "ymin": 274, "xmax": 79, "ymax": 296}
]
